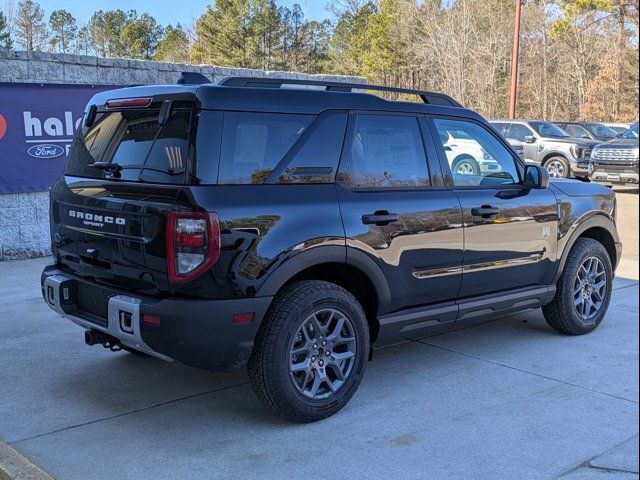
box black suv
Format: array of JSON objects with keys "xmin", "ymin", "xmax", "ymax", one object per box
[{"xmin": 41, "ymin": 76, "xmax": 622, "ymax": 422}]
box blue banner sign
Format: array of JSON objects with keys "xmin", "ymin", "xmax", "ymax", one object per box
[{"xmin": 0, "ymin": 83, "xmax": 116, "ymax": 194}]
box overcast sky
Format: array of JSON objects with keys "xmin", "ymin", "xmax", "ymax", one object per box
[{"xmin": 11, "ymin": 0, "xmax": 331, "ymax": 27}]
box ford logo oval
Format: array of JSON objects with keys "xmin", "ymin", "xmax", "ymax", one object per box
[{"xmin": 27, "ymin": 144, "xmax": 65, "ymax": 159}]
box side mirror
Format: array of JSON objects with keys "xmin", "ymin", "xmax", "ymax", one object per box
[
  {"xmin": 524, "ymin": 165, "xmax": 549, "ymax": 189},
  {"xmin": 581, "ymin": 134, "xmax": 591, "ymax": 139},
  {"xmin": 524, "ymin": 135, "xmax": 536, "ymax": 144}
]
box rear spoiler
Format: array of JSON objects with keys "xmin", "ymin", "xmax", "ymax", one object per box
[{"xmin": 177, "ymin": 72, "xmax": 212, "ymax": 85}]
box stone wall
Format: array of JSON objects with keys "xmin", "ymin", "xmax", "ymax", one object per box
[{"xmin": 0, "ymin": 49, "xmax": 363, "ymax": 260}]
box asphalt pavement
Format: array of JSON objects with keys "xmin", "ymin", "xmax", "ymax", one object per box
[{"xmin": 0, "ymin": 191, "xmax": 638, "ymax": 480}]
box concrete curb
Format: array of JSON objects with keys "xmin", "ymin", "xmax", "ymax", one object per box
[{"xmin": 0, "ymin": 440, "xmax": 53, "ymax": 480}]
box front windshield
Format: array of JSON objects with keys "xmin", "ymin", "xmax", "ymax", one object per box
[
  {"xmin": 586, "ymin": 124, "xmax": 618, "ymax": 139},
  {"xmin": 530, "ymin": 122, "xmax": 570, "ymax": 138},
  {"xmin": 622, "ymin": 123, "xmax": 639, "ymax": 139}
]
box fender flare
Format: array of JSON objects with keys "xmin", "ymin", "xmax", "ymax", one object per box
[
  {"xmin": 541, "ymin": 151, "xmax": 570, "ymax": 165},
  {"xmin": 553, "ymin": 213, "xmax": 620, "ymax": 284},
  {"xmin": 258, "ymin": 245, "xmax": 392, "ymax": 314}
]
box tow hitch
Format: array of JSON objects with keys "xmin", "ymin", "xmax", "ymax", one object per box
[{"xmin": 84, "ymin": 330, "xmax": 123, "ymax": 352}]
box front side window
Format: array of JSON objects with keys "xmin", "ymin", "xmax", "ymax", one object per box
[
  {"xmin": 218, "ymin": 112, "xmax": 313, "ymax": 184},
  {"xmin": 507, "ymin": 123, "xmax": 535, "ymax": 142},
  {"xmin": 433, "ymin": 118, "xmax": 520, "ymax": 187},
  {"xmin": 338, "ymin": 115, "xmax": 429, "ymax": 189},
  {"xmin": 563, "ymin": 124, "xmax": 592, "ymax": 139},
  {"xmin": 530, "ymin": 121, "xmax": 570, "ymax": 138}
]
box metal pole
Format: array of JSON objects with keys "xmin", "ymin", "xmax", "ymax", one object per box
[{"xmin": 508, "ymin": 0, "xmax": 522, "ymax": 119}]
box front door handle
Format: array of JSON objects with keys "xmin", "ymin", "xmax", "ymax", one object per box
[
  {"xmin": 362, "ymin": 211, "xmax": 399, "ymax": 226},
  {"xmin": 471, "ymin": 206, "xmax": 500, "ymax": 218}
]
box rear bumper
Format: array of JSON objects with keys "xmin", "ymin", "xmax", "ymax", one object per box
[{"xmin": 41, "ymin": 265, "xmax": 272, "ymax": 371}]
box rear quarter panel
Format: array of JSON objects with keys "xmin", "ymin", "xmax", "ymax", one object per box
[{"xmin": 190, "ymin": 184, "xmax": 345, "ymax": 299}]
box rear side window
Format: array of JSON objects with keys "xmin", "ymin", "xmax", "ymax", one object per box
[
  {"xmin": 338, "ymin": 114, "xmax": 429, "ymax": 189},
  {"xmin": 65, "ymin": 110, "xmax": 191, "ymax": 184},
  {"xmin": 218, "ymin": 112, "xmax": 313, "ymax": 184}
]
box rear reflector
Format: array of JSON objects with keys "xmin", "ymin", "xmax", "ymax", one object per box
[
  {"xmin": 142, "ymin": 314, "xmax": 161, "ymax": 326},
  {"xmin": 176, "ymin": 232, "xmax": 206, "ymax": 248},
  {"xmin": 106, "ymin": 97, "xmax": 153, "ymax": 109},
  {"xmin": 233, "ymin": 312, "xmax": 255, "ymax": 325}
]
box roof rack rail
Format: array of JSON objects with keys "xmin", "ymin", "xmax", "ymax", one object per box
[
  {"xmin": 177, "ymin": 72, "xmax": 212, "ymax": 85},
  {"xmin": 218, "ymin": 76, "xmax": 462, "ymax": 108}
]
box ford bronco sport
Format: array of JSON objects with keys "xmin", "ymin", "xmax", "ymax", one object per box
[{"xmin": 42, "ymin": 75, "xmax": 622, "ymax": 422}]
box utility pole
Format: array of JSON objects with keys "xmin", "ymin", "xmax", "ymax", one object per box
[{"xmin": 508, "ymin": 0, "xmax": 522, "ymax": 119}]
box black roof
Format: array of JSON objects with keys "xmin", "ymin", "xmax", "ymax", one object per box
[{"xmin": 88, "ymin": 77, "xmax": 482, "ymax": 121}]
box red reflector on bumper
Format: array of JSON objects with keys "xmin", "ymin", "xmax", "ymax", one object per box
[
  {"xmin": 233, "ymin": 312, "xmax": 255, "ymax": 325},
  {"xmin": 142, "ymin": 314, "xmax": 161, "ymax": 326}
]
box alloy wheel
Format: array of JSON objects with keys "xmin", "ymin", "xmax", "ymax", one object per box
[
  {"xmin": 289, "ymin": 308, "xmax": 357, "ymax": 400},
  {"xmin": 546, "ymin": 160, "xmax": 565, "ymax": 178},
  {"xmin": 455, "ymin": 161, "xmax": 476, "ymax": 175},
  {"xmin": 573, "ymin": 256, "xmax": 607, "ymax": 321}
]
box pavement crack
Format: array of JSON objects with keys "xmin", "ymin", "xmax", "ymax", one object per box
[
  {"xmin": 554, "ymin": 434, "xmax": 640, "ymax": 478},
  {"xmin": 411, "ymin": 339, "xmax": 639, "ymax": 405},
  {"xmin": 10, "ymin": 381, "xmax": 249, "ymax": 445}
]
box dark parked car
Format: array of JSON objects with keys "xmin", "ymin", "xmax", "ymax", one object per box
[
  {"xmin": 554, "ymin": 121, "xmax": 619, "ymax": 142},
  {"xmin": 42, "ymin": 76, "xmax": 622, "ymax": 422},
  {"xmin": 589, "ymin": 122, "xmax": 639, "ymax": 184}
]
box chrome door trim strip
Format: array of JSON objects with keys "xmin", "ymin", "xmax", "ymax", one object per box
[{"xmin": 413, "ymin": 252, "xmax": 544, "ymax": 279}]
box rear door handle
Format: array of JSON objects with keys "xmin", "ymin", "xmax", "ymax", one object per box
[
  {"xmin": 362, "ymin": 211, "xmax": 399, "ymax": 226},
  {"xmin": 471, "ymin": 206, "xmax": 500, "ymax": 218}
]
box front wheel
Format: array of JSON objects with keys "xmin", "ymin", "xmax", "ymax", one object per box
[
  {"xmin": 248, "ymin": 281, "xmax": 369, "ymax": 422},
  {"xmin": 543, "ymin": 238, "xmax": 613, "ymax": 335},
  {"xmin": 544, "ymin": 156, "xmax": 570, "ymax": 179}
]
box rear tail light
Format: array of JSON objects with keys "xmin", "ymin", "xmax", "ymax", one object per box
[{"xmin": 167, "ymin": 212, "xmax": 220, "ymax": 283}]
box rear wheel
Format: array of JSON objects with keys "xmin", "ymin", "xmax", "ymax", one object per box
[
  {"xmin": 544, "ymin": 156, "xmax": 570, "ymax": 179},
  {"xmin": 248, "ymin": 281, "xmax": 369, "ymax": 422},
  {"xmin": 543, "ymin": 238, "xmax": 613, "ymax": 335}
]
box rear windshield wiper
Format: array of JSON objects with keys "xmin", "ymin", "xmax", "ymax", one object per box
[{"xmin": 91, "ymin": 162, "xmax": 122, "ymax": 173}]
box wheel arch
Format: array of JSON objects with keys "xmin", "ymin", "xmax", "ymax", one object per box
[
  {"xmin": 541, "ymin": 152, "xmax": 569, "ymax": 166},
  {"xmin": 554, "ymin": 214, "xmax": 620, "ymax": 284},
  {"xmin": 258, "ymin": 246, "xmax": 391, "ymax": 342}
]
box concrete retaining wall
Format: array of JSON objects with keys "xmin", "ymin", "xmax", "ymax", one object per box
[{"xmin": 0, "ymin": 49, "xmax": 363, "ymax": 260}]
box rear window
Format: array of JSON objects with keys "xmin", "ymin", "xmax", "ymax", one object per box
[
  {"xmin": 218, "ymin": 112, "xmax": 313, "ymax": 184},
  {"xmin": 65, "ymin": 110, "xmax": 192, "ymax": 184}
]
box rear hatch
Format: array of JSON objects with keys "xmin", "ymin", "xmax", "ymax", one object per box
[{"xmin": 50, "ymin": 87, "xmax": 217, "ymax": 296}]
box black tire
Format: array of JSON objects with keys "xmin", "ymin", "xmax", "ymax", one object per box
[
  {"xmin": 248, "ymin": 280, "xmax": 369, "ymax": 423},
  {"xmin": 544, "ymin": 156, "xmax": 570, "ymax": 179},
  {"xmin": 452, "ymin": 156, "xmax": 481, "ymax": 176},
  {"xmin": 543, "ymin": 238, "xmax": 613, "ymax": 335}
]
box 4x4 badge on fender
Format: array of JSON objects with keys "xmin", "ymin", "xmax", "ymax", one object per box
[{"xmin": 542, "ymin": 226, "xmax": 551, "ymax": 240}]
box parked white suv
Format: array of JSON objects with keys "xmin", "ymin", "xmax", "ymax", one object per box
[{"xmin": 438, "ymin": 129, "xmax": 501, "ymax": 176}]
